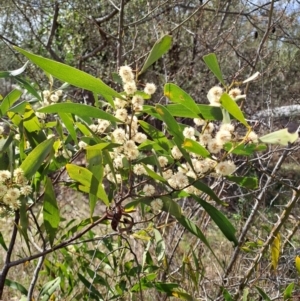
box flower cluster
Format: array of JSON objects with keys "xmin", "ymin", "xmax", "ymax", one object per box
[
  {"xmin": 0, "ymin": 168, "xmax": 32, "ymax": 215},
  {"xmin": 42, "ymin": 89, "xmax": 63, "ymax": 106},
  {"xmin": 207, "ymin": 86, "xmax": 246, "ymax": 106},
  {"xmin": 86, "ymin": 66, "xmax": 157, "ymax": 184}
]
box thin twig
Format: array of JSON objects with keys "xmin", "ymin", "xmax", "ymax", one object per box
[
  {"xmin": 117, "ymin": 0, "xmax": 125, "ymax": 69},
  {"xmin": 0, "ymin": 211, "xmax": 20, "ymax": 298},
  {"xmin": 236, "ymin": 185, "xmax": 300, "ymax": 298}
]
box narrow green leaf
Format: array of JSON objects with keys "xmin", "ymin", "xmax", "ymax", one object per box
[
  {"xmin": 20, "ymin": 138, "xmax": 54, "ymax": 178},
  {"xmin": 224, "ymin": 142, "xmax": 266, "ymax": 156},
  {"xmin": 220, "ymin": 93, "xmax": 249, "ymax": 127},
  {"xmin": 0, "ymin": 89, "xmax": 22, "ymax": 116},
  {"xmin": 39, "ymin": 103, "xmax": 121, "ymax": 123},
  {"xmin": 166, "ymin": 104, "xmax": 223, "ymax": 120},
  {"xmin": 139, "ymin": 35, "xmax": 172, "ymax": 75},
  {"xmin": 66, "ymin": 164, "xmax": 109, "ymax": 205},
  {"xmin": 39, "ymin": 277, "xmax": 61, "ymax": 301},
  {"xmin": 222, "ymin": 288, "xmax": 234, "ymax": 301},
  {"xmin": 22, "ymin": 104, "xmax": 47, "ymax": 147},
  {"xmin": 164, "ymin": 83, "xmax": 202, "ymax": 116},
  {"xmin": 19, "ymin": 198, "xmax": 30, "ymax": 252},
  {"xmin": 192, "ymin": 180, "xmax": 226, "ymax": 206},
  {"xmin": 226, "ymin": 175, "xmax": 258, "ymax": 189},
  {"xmin": 131, "ymin": 273, "xmax": 157, "ymax": 292},
  {"xmin": 5, "ymin": 279, "xmax": 28, "ymax": 295},
  {"xmin": 14, "ymin": 47, "xmax": 123, "ymax": 100},
  {"xmin": 78, "ymin": 273, "xmax": 103, "ymax": 299},
  {"xmin": 144, "ymin": 104, "xmax": 223, "ymax": 121},
  {"xmin": 155, "ymin": 104, "xmax": 184, "ymax": 141},
  {"xmin": 203, "ymin": 53, "xmax": 225, "ymax": 85},
  {"xmin": 283, "ymin": 282, "xmax": 295, "ymax": 300},
  {"xmin": 58, "ymin": 113, "xmax": 78, "ymax": 145},
  {"xmin": 193, "ymin": 196, "xmax": 238, "ymax": 246},
  {"xmin": 284, "ymin": 282, "xmax": 294, "ymax": 300},
  {"xmin": 176, "ymin": 215, "xmax": 221, "ymax": 265},
  {"xmin": 43, "ymin": 177, "xmax": 60, "ymax": 246},
  {"xmin": 171, "ymin": 288, "xmax": 194, "ymax": 301},
  {"xmin": 127, "ymin": 196, "xmax": 181, "ymax": 218},
  {"xmin": 23, "ymin": 104, "xmax": 42, "ymax": 132},
  {"xmin": 0, "ymin": 71, "xmax": 10, "ymax": 78},
  {"xmin": 0, "ymin": 232, "xmax": 8, "ymax": 251},
  {"xmin": 61, "ymin": 216, "xmax": 101, "ymax": 240},
  {"xmin": 143, "ymin": 163, "xmax": 166, "ymax": 182},
  {"xmin": 14, "ymin": 76, "xmax": 42, "ymax": 101},
  {"xmin": 255, "ymin": 286, "xmax": 272, "ymax": 301},
  {"xmin": 154, "ymin": 229, "xmax": 165, "ymax": 262},
  {"xmin": 182, "ymin": 138, "xmax": 210, "ymax": 158},
  {"xmin": 139, "ymin": 120, "xmax": 171, "ymax": 151},
  {"xmin": 154, "ymin": 282, "xmax": 179, "ymax": 294},
  {"xmin": 87, "ymin": 147, "xmax": 104, "ymax": 216}
]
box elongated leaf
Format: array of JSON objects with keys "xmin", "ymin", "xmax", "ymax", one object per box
[
  {"xmin": 222, "ymin": 287, "xmax": 234, "ymax": 301},
  {"xmin": 58, "ymin": 112, "xmax": 78, "ymax": 145},
  {"xmin": 39, "ymin": 277, "xmax": 61, "ymax": 301},
  {"xmin": 131, "ymin": 273, "xmax": 157, "ymax": 292},
  {"xmin": 220, "ymin": 93, "xmax": 249, "ymax": 127},
  {"xmin": 127, "ymin": 196, "xmax": 181, "ymax": 218},
  {"xmin": 15, "ymin": 47, "xmax": 123, "ymax": 102},
  {"xmin": 87, "ymin": 147, "xmax": 105, "ymax": 216},
  {"xmin": 139, "ymin": 35, "xmax": 172, "ymax": 75},
  {"xmin": 23, "ymin": 104, "xmax": 42, "ymax": 132},
  {"xmin": 271, "ymin": 233, "xmax": 280, "ymax": 270},
  {"xmin": 66, "ymin": 164, "xmax": 109, "ymax": 205},
  {"xmin": 295, "ymin": 256, "xmax": 300, "ymax": 275},
  {"xmin": 203, "ymin": 53, "xmax": 225, "ymax": 86},
  {"xmin": 0, "ymin": 71, "xmax": 10, "ymax": 78},
  {"xmin": 15, "ymin": 76, "xmax": 42, "ymax": 101},
  {"xmin": 224, "ymin": 142, "xmax": 267, "ymax": 156},
  {"xmin": 226, "ymin": 176, "xmax": 258, "ymax": 189},
  {"xmin": 19, "ymin": 198, "xmax": 30, "ymax": 252},
  {"xmin": 0, "ymin": 89, "xmax": 22, "ymax": 116},
  {"xmin": 143, "ymin": 163, "xmax": 166, "ymax": 182},
  {"xmin": 164, "ymin": 83, "xmax": 202, "ymax": 116},
  {"xmin": 176, "ymin": 215, "xmax": 220, "ymax": 265},
  {"xmin": 5, "ymin": 279, "xmax": 28, "ymax": 295},
  {"xmin": 139, "ymin": 120, "xmax": 170, "ymax": 151},
  {"xmin": 160, "ymin": 196, "xmax": 181, "ymax": 218},
  {"xmin": 155, "ymin": 104, "xmax": 184, "ymax": 141},
  {"xmin": 259, "ymin": 127, "xmax": 299, "ymax": 146},
  {"xmin": 20, "ymin": 138, "xmax": 54, "ymax": 178},
  {"xmin": 171, "ymin": 288, "xmax": 194, "ymax": 301},
  {"xmin": 61, "ymin": 216, "xmax": 101, "ymax": 240},
  {"xmin": 43, "ymin": 177, "xmax": 60, "ymax": 246},
  {"xmin": 284, "ymin": 282, "xmax": 294, "ymax": 300},
  {"xmin": 39, "ymin": 103, "xmax": 120, "ymax": 123},
  {"xmin": 255, "ymin": 286, "xmax": 272, "ymax": 301},
  {"xmin": 78, "ymin": 273, "xmax": 103, "ymax": 299},
  {"xmin": 154, "ymin": 229, "xmax": 165, "ymax": 262},
  {"xmin": 182, "ymin": 138, "xmax": 210, "ymax": 158},
  {"xmin": 167, "ymin": 104, "xmax": 223, "ymax": 120},
  {"xmin": 193, "ymin": 196, "xmax": 238, "ymax": 246},
  {"xmin": 0, "ymin": 232, "xmax": 7, "ymax": 251},
  {"xmin": 155, "ymin": 104, "xmax": 193, "ymax": 166},
  {"xmin": 192, "ymin": 180, "xmax": 226, "ymax": 206}
]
